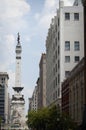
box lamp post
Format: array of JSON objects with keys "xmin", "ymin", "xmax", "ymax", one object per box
[{"xmin": 81, "ymin": 0, "xmax": 86, "ymax": 129}]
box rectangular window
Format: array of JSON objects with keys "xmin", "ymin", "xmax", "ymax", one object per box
[
  {"xmin": 65, "ymin": 71, "xmax": 70, "ymax": 78},
  {"xmin": 58, "ymin": 74, "xmax": 60, "ymax": 84},
  {"xmin": 55, "ymin": 38, "xmax": 57, "ymax": 46},
  {"xmin": 56, "ymin": 77, "xmax": 57, "ymax": 86},
  {"xmin": 65, "ymin": 13, "xmax": 70, "ymax": 20},
  {"xmin": 58, "ymin": 32, "xmax": 59, "ymax": 41},
  {"xmin": 58, "ymin": 18, "xmax": 59, "ymax": 26},
  {"xmin": 55, "ymin": 25, "xmax": 57, "ymax": 32},
  {"xmin": 58, "ymin": 46, "xmax": 60, "ymax": 55},
  {"xmin": 55, "ymin": 51, "xmax": 57, "ymax": 59},
  {"xmin": 75, "ymin": 56, "xmax": 80, "ymax": 62},
  {"xmin": 74, "ymin": 41, "xmax": 80, "ymax": 51},
  {"xmin": 65, "ymin": 56, "xmax": 70, "ymax": 62},
  {"xmin": 58, "ymin": 88, "xmax": 60, "ymax": 97},
  {"xmin": 58, "ymin": 60, "xmax": 60, "ymax": 69},
  {"xmin": 65, "ymin": 41, "xmax": 70, "ymax": 51},
  {"xmin": 74, "ymin": 13, "xmax": 79, "ymax": 20},
  {"xmin": 55, "ymin": 64, "xmax": 57, "ymax": 72}
]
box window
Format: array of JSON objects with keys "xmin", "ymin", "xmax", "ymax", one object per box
[
  {"xmin": 56, "ymin": 91, "xmax": 57, "ymax": 99},
  {"xmin": 75, "ymin": 56, "xmax": 80, "ymax": 62},
  {"xmin": 74, "ymin": 41, "xmax": 80, "ymax": 51},
  {"xmin": 74, "ymin": 13, "xmax": 79, "ymax": 20},
  {"xmin": 65, "ymin": 13, "xmax": 70, "ymax": 20},
  {"xmin": 65, "ymin": 71, "xmax": 70, "ymax": 78},
  {"xmin": 58, "ymin": 18, "xmax": 59, "ymax": 26},
  {"xmin": 55, "ymin": 51, "xmax": 57, "ymax": 59},
  {"xmin": 65, "ymin": 56, "xmax": 70, "ymax": 62},
  {"xmin": 55, "ymin": 38, "xmax": 57, "ymax": 46},
  {"xmin": 58, "ymin": 46, "xmax": 60, "ymax": 55},
  {"xmin": 58, "ymin": 60, "xmax": 60, "ymax": 69},
  {"xmin": 56, "ymin": 77, "xmax": 57, "ymax": 86},
  {"xmin": 58, "ymin": 88, "xmax": 60, "ymax": 97},
  {"xmin": 65, "ymin": 41, "xmax": 70, "ymax": 51},
  {"xmin": 55, "ymin": 25, "xmax": 57, "ymax": 32},
  {"xmin": 58, "ymin": 32, "xmax": 59, "ymax": 41},
  {"xmin": 55, "ymin": 64, "xmax": 57, "ymax": 72},
  {"xmin": 58, "ymin": 74, "xmax": 60, "ymax": 84}
]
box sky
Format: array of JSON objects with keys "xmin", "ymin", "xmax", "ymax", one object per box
[{"xmin": 0, "ymin": 0, "xmax": 74, "ymax": 114}]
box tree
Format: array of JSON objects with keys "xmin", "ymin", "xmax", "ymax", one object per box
[{"xmin": 26, "ymin": 105, "xmax": 78, "ymax": 130}]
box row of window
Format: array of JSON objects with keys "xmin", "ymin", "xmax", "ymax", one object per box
[
  {"xmin": 53, "ymin": 56, "xmax": 79, "ymax": 77},
  {"xmin": 65, "ymin": 13, "xmax": 79, "ymax": 20},
  {"xmin": 65, "ymin": 41, "xmax": 80, "ymax": 51},
  {"xmin": 53, "ymin": 41, "xmax": 80, "ymax": 63},
  {"xmin": 53, "ymin": 88, "xmax": 60, "ymax": 100},
  {"xmin": 65, "ymin": 56, "xmax": 80, "ymax": 63}
]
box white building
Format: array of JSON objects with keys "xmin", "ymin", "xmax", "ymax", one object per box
[{"xmin": 46, "ymin": 0, "xmax": 84, "ymax": 107}]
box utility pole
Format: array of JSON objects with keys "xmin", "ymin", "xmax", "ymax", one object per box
[{"xmin": 81, "ymin": 0, "xmax": 86, "ymax": 129}]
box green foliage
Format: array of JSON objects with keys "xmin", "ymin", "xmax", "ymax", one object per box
[
  {"xmin": 0, "ymin": 116, "xmax": 2, "ymax": 130},
  {"xmin": 0, "ymin": 117, "xmax": 2, "ymax": 124},
  {"xmin": 26, "ymin": 105, "xmax": 77, "ymax": 130}
]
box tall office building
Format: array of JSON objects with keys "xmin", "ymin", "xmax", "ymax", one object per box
[
  {"xmin": 30, "ymin": 86, "xmax": 38, "ymax": 111},
  {"xmin": 11, "ymin": 33, "xmax": 25, "ymax": 129},
  {"xmin": 46, "ymin": 0, "xmax": 84, "ymax": 107},
  {"xmin": 0, "ymin": 72, "xmax": 9, "ymax": 124}
]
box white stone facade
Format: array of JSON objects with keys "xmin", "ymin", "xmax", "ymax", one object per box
[{"xmin": 46, "ymin": 0, "xmax": 84, "ymax": 107}]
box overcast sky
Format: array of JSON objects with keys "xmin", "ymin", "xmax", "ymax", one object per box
[{"xmin": 0, "ymin": 0, "xmax": 74, "ymax": 114}]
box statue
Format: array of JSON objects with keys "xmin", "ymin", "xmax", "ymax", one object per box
[{"xmin": 17, "ymin": 32, "xmax": 20, "ymax": 44}]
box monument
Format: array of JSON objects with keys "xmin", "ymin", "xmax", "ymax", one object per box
[{"xmin": 10, "ymin": 33, "xmax": 25, "ymax": 129}]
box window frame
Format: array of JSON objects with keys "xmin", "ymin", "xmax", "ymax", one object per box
[
  {"xmin": 65, "ymin": 13, "xmax": 70, "ymax": 20},
  {"xmin": 65, "ymin": 41, "xmax": 70, "ymax": 51},
  {"xmin": 65, "ymin": 71, "xmax": 70, "ymax": 78},
  {"xmin": 74, "ymin": 41, "xmax": 80, "ymax": 51},
  {"xmin": 74, "ymin": 13, "xmax": 79, "ymax": 21},
  {"xmin": 74, "ymin": 56, "xmax": 80, "ymax": 62},
  {"xmin": 65, "ymin": 56, "xmax": 70, "ymax": 63}
]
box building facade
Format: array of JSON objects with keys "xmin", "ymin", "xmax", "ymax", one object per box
[
  {"xmin": 29, "ymin": 85, "xmax": 38, "ymax": 111},
  {"xmin": 28, "ymin": 98, "xmax": 32, "ymax": 111},
  {"xmin": 46, "ymin": 0, "xmax": 84, "ymax": 107},
  {"xmin": 62, "ymin": 58, "xmax": 84, "ymax": 125},
  {"xmin": 69, "ymin": 58, "xmax": 84, "ymax": 125},
  {"xmin": 0, "ymin": 72, "xmax": 9, "ymax": 124},
  {"xmin": 38, "ymin": 53, "xmax": 46, "ymax": 108},
  {"xmin": 28, "ymin": 54, "xmax": 46, "ymax": 111},
  {"xmin": 62, "ymin": 78, "xmax": 69, "ymax": 115}
]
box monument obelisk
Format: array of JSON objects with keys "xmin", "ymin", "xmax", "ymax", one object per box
[{"xmin": 11, "ymin": 33, "xmax": 25, "ymax": 129}]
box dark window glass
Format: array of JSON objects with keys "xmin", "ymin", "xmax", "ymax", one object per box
[
  {"xmin": 65, "ymin": 13, "xmax": 70, "ymax": 20},
  {"xmin": 74, "ymin": 13, "xmax": 79, "ymax": 20}
]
